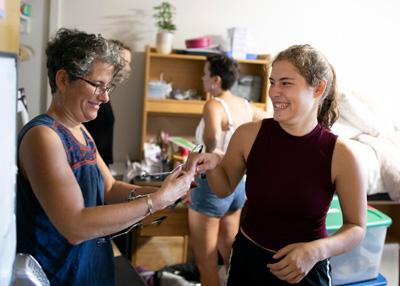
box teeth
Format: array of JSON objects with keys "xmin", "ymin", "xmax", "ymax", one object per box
[{"xmin": 274, "ymin": 103, "xmax": 289, "ymax": 109}]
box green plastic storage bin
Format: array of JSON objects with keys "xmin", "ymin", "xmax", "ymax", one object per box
[{"xmin": 326, "ymin": 195, "xmax": 392, "ymax": 285}]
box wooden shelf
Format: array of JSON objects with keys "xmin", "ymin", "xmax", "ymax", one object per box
[
  {"xmin": 146, "ymin": 99, "xmax": 266, "ymax": 116},
  {"xmin": 149, "ymin": 48, "xmax": 270, "ymax": 65},
  {"xmin": 146, "ymin": 99, "xmax": 205, "ymax": 115},
  {"xmin": 141, "ymin": 45, "xmax": 271, "ymax": 154},
  {"xmin": 150, "ymin": 51, "xmax": 206, "ymax": 61}
]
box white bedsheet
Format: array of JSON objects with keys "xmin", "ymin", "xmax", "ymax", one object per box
[
  {"xmin": 332, "ymin": 91, "xmax": 400, "ymax": 201},
  {"xmin": 346, "ymin": 139, "xmax": 386, "ymax": 195}
]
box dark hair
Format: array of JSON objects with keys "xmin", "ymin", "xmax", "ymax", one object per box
[
  {"xmin": 206, "ymin": 54, "xmax": 239, "ymax": 91},
  {"xmin": 46, "ymin": 28, "xmax": 123, "ymax": 93},
  {"xmin": 273, "ymin": 44, "xmax": 339, "ymax": 129}
]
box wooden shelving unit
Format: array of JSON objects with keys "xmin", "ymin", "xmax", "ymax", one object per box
[
  {"xmin": 141, "ymin": 46, "xmax": 272, "ymax": 154},
  {"xmin": 135, "ymin": 46, "xmax": 272, "ymax": 268}
]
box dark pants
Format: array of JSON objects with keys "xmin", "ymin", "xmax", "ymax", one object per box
[{"xmin": 226, "ymin": 231, "xmax": 332, "ymax": 286}]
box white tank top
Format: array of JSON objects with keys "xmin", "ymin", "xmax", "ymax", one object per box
[{"xmin": 195, "ymin": 97, "xmax": 252, "ymax": 152}]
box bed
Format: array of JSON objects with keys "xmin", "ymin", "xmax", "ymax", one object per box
[
  {"xmin": 332, "ymin": 90, "xmax": 400, "ymax": 244},
  {"xmin": 332, "ymin": 90, "xmax": 400, "ymax": 201}
]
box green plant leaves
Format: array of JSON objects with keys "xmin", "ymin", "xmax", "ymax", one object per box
[{"xmin": 153, "ymin": 1, "xmax": 177, "ymax": 32}]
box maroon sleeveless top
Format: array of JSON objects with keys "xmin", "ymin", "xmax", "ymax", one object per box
[{"xmin": 242, "ymin": 118, "xmax": 338, "ymax": 250}]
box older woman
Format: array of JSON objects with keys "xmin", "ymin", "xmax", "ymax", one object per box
[{"xmin": 16, "ymin": 28, "xmax": 194, "ymax": 286}]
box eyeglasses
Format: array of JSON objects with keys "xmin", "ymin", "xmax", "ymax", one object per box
[
  {"xmin": 76, "ymin": 76, "xmax": 116, "ymax": 96},
  {"xmin": 96, "ymin": 215, "xmax": 167, "ymax": 245}
]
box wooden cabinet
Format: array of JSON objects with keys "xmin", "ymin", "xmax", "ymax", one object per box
[
  {"xmin": 132, "ymin": 206, "xmax": 191, "ymax": 270},
  {"xmin": 141, "ymin": 46, "xmax": 272, "ymax": 154}
]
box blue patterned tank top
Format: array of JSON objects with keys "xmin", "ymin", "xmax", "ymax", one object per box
[{"xmin": 16, "ymin": 114, "xmax": 114, "ymax": 286}]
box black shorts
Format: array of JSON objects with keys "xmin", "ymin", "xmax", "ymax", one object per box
[{"xmin": 226, "ymin": 231, "xmax": 332, "ymax": 286}]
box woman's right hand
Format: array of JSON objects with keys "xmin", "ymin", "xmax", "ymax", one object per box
[
  {"xmin": 156, "ymin": 165, "xmax": 195, "ymax": 209},
  {"xmin": 185, "ymin": 152, "xmax": 221, "ymax": 175}
]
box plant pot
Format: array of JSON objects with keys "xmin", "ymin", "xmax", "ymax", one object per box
[{"xmin": 156, "ymin": 31, "xmax": 174, "ymax": 54}]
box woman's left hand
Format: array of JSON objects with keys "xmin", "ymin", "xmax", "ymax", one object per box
[{"xmin": 267, "ymin": 242, "xmax": 320, "ymax": 284}]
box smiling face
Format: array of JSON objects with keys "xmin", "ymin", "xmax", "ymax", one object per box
[
  {"xmin": 269, "ymin": 60, "xmax": 320, "ymax": 129},
  {"xmin": 59, "ymin": 61, "xmax": 115, "ymax": 123}
]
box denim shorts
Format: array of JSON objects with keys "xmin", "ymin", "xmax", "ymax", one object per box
[{"xmin": 189, "ymin": 176, "xmax": 246, "ymax": 217}]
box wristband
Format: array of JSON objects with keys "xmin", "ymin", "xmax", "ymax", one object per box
[
  {"xmin": 145, "ymin": 194, "xmax": 154, "ymax": 214},
  {"xmin": 133, "ymin": 194, "xmax": 154, "ymax": 215}
]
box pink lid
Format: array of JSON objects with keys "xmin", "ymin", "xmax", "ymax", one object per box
[{"xmin": 185, "ymin": 37, "xmax": 212, "ymax": 49}]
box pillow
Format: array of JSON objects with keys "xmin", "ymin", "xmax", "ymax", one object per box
[
  {"xmin": 331, "ymin": 117, "xmax": 362, "ymax": 139},
  {"xmin": 346, "ymin": 139, "xmax": 385, "ymax": 195},
  {"xmin": 351, "ymin": 90, "xmax": 396, "ymax": 135},
  {"xmin": 337, "ymin": 92, "xmax": 380, "ymax": 136}
]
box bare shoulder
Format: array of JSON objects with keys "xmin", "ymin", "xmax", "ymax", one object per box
[
  {"xmin": 231, "ymin": 120, "xmax": 263, "ymax": 159},
  {"xmin": 333, "ymin": 137, "xmax": 359, "ymax": 160},
  {"xmin": 332, "ymin": 137, "xmax": 362, "ymax": 180},
  {"xmin": 204, "ymin": 98, "xmax": 223, "ymax": 111},
  {"xmin": 203, "ymin": 98, "xmax": 223, "ymax": 118},
  {"xmin": 21, "ymin": 124, "xmax": 62, "ymax": 149},
  {"xmin": 19, "ymin": 125, "xmax": 66, "ymax": 171},
  {"xmin": 20, "ymin": 124, "xmax": 66, "ymax": 161},
  {"xmin": 235, "ymin": 119, "xmax": 263, "ymax": 136}
]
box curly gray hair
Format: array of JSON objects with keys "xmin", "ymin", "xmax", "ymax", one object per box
[{"xmin": 46, "ymin": 28, "xmax": 124, "ymax": 93}]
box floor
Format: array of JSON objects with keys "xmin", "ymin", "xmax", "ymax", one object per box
[{"xmin": 380, "ymin": 243, "xmax": 399, "ymax": 286}]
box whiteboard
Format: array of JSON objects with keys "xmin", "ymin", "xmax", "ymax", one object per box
[{"xmin": 0, "ymin": 52, "xmax": 17, "ymax": 286}]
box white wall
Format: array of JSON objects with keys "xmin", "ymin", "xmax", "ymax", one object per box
[
  {"xmin": 19, "ymin": 0, "xmax": 50, "ymax": 117},
  {"xmin": 45, "ymin": 0, "xmax": 399, "ymax": 161}
]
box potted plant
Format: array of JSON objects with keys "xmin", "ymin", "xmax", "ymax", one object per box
[{"xmin": 153, "ymin": 1, "xmax": 176, "ymax": 54}]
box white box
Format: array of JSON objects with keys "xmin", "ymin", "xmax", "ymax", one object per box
[{"xmin": 228, "ymin": 27, "xmax": 247, "ymax": 59}]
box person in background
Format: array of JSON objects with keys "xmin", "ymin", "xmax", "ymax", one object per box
[
  {"xmin": 83, "ymin": 39, "xmax": 132, "ymax": 166},
  {"xmin": 186, "ymin": 44, "xmax": 366, "ymax": 285},
  {"xmin": 188, "ymin": 54, "xmax": 268, "ymax": 286},
  {"xmin": 16, "ymin": 28, "xmax": 194, "ymax": 286}
]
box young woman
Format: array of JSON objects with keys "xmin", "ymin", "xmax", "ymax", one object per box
[{"xmin": 186, "ymin": 44, "xmax": 366, "ymax": 285}]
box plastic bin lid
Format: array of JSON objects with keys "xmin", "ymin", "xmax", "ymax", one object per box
[{"xmin": 326, "ymin": 195, "xmax": 392, "ymax": 232}]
